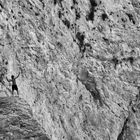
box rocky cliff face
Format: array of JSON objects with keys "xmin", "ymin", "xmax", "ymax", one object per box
[
  {"xmin": 0, "ymin": 0, "xmax": 140, "ymax": 139},
  {"xmin": 0, "ymin": 97, "xmax": 49, "ymax": 140}
]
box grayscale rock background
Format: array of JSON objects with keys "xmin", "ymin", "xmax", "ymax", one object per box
[{"xmin": 0, "ymin": 0, "xmax": 140, "ymax": 139}]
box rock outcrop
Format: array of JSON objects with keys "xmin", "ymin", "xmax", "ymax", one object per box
[
  {"xmin": 0, "ymin": 96, "xmax": 50, "ymax": 140},
  {"xmin": 0, "ymin": 0, "xmax": 140, "ymax": 139}
]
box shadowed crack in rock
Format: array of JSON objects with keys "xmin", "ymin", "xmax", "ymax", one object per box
[{"xmin": 0, "ymin": 96, "xmax": 50, "ymax": 140}]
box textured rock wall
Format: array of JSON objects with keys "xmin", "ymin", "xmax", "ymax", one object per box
[
  {"xmin": 0, "ymin": 0, "xmax": 140, "ymax": 140},
  {"xmin": 0, "ymin": 97, "xmax": 49, "ymax": 140}
]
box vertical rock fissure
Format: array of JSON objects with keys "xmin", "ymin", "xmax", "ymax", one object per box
[{"xmin": 117, "ymin": 118, "xmax": 129, "ymax": 140}]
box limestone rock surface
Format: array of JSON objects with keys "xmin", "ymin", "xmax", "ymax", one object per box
[
  {"xmin": 0, "ymin": 0, "xmax": 140, "ymax": 140},
  {"xmin": 0, "ymin": 96, "xmax": 49, "ymax": 140}
]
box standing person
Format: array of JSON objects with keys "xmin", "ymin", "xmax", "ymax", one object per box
[{"xmin": 6, "ymin": 72, "xmax": 20, "ymax": 96}]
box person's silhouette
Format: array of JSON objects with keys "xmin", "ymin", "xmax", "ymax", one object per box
[{"xmin": 6, "ymin": 73, "xmax": 20, "ymax": 96}]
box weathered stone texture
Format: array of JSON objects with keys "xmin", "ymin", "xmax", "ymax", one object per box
[
  {"xmin": 0, "ymin": 97, "xmax": 50, "ymax": 140},
  {"xmin": 0, "ymin": 0, "xmax": 140, "ymax": 139}
]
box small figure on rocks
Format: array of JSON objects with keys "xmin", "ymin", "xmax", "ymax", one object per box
[{"xmin": 6, "ymin": 72, "xmax": 20, "ymax": 96}]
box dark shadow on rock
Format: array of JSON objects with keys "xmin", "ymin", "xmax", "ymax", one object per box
[{"xmin": 78, "ymin": 69, "xmax": 104, "ymax": 107}]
